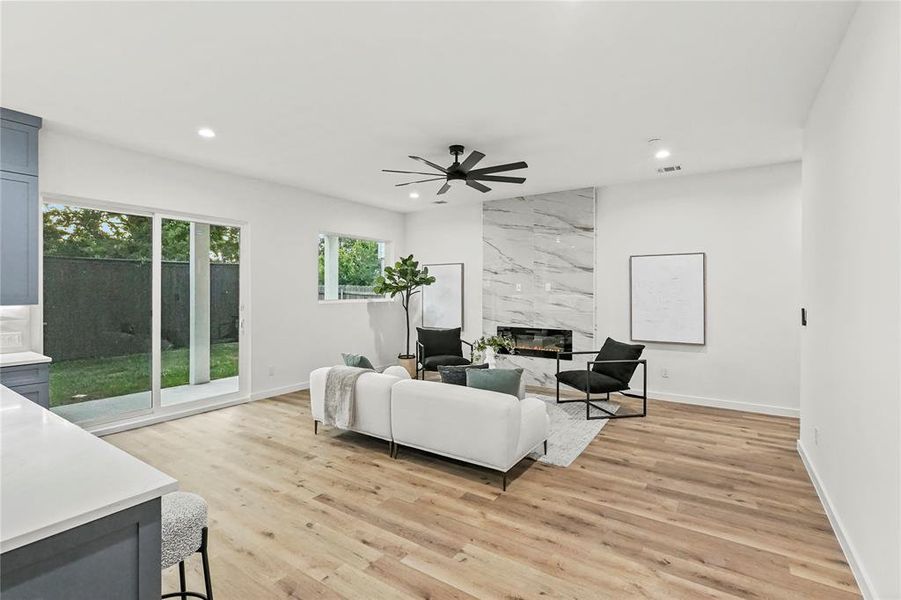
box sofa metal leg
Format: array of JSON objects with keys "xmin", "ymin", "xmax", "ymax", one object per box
[
  {"xmin": 314, "ymin": 420, "xmax": 319, "ymax": 435},
  {"xmin": 543, "ymin": 440, "xmax": 548, "ymax": 455},
  {"xmin": 387, "ymin": 440, "xmax": 393, "ymax": 456},
  {"xmin": 502, "ymin": 472, "xmax": 507, "ymax": 492}
]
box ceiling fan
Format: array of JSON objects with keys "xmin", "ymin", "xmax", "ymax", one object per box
[{"xmin": 383, "ymin": 145, "xmax": 528, "ymax": 195}]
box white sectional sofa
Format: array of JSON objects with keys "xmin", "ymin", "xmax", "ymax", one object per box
[{"xmin": 308, "ymin": 366, "xmax": 549, "ymax": 490}]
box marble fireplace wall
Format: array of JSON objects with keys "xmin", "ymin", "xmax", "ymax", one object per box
[{"xmin": 483, "ymin": 188, "xmax": 595, "ymax": 387}]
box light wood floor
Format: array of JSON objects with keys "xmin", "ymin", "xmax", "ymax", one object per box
[{"xmin": 108, "ymin": 390, "xmax": 860, "ymax": 599}]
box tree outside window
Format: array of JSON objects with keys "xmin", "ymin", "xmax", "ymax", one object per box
[{"xmin": 318, "ymin": 234, "xmax": 386, "ymax": 300}]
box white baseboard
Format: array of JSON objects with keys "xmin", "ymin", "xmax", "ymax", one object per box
[
  {"xmin": 647, "ymin": 389, "xmax": 799, "ymax": 417},
  {"xmin": 797, "ymin": 440, "xmax": 876, "ymax": 599},
  {"xmin": 250, "ymin": 381, "xmax": 310, "ymax": 401}
]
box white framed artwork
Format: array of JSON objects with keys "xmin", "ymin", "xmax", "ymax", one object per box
[
  {"xmin": 630, "ymin": 252, "xmax": 706, "ymax": 345},
  {"xmin": 422, "ymin": 263, "xmax": 464, "ymax": 329}
]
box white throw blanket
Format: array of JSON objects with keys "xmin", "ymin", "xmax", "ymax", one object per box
[{"xmin": 323, "ymin": 366, "xmax": 370, "ymax": 429}]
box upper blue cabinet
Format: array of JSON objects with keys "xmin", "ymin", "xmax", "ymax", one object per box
[
  {"xmin": 1, "ymin": 108, "xmax": 42, "ymax": 305},
  {"xmin": 1, "ymin": 109, "xmax": 40, "ymax": 176}
]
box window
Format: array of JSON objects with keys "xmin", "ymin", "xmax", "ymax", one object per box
[{"xmin": 318, "ymin": 234, "xmax": 386, "ymax": 301}]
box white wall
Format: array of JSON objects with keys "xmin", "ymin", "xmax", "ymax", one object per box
[
  {"xmin": 799, "ymin": 2, "xmax": 900, "ymax": 598},
  {"xmin": 404, "ymin": 202, "xmax": 483, "ymax": 342},
  {"xmin": 39, "ymin": 130, "xmax": 407, "ymax": 399},
  {"xmin": 403, "ymin": 164, "xmax": 802, "ymax": 416},
  {"xmin": 596, "ymin": 163, "xmax": 802, "ymax": 416}
]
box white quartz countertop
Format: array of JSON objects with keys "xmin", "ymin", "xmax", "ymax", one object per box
[
  {"xmin": 0, "ymin": 351, "xmax": 52, "ymax": 367},
  {"xmin": 0, "ymin": 386, "xmax": 178, "ymax": 553}
]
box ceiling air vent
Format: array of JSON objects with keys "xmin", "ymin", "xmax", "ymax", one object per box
[
  {"xmin": 433, "ymin": 200, "xmax": 448, "ymax": 205},
  {"xmin": 657, "ymin": 165, "xmax": 682, "ymax": 174}
]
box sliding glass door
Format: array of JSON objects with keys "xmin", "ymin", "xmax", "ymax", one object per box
[
  {"xmin": 160, "ymin": 218, "xmax": 240, "ymax": 406},
  {"xmin": 43, "ymin": 203, "xmax": 154, "ymax": 423},
  {"xmin": 42, "ymin": 200, "xmax": 245, "ymax": 427}
]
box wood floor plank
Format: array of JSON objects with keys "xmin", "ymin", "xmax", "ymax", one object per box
[{"xmin": 108, "ymin": 392, "xmax": 859, "ymax": 599}]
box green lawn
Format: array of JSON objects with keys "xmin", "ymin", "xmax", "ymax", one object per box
[{"xmin": 49, "ymin": 342, "xmax": 239, "ymax": 407}]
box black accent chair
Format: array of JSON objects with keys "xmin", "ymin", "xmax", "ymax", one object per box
[
  {"xmin": 416, "ymin": 327, "xmax": 473, "ymax": 380},
  {"xmin": 555, "ymin": 337, "xmax": 648, "ymax": 420}
]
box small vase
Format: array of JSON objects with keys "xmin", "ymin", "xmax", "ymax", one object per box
[{"xmin": 485, "ymin": 347, "xmax": 497, "ymax": 369}]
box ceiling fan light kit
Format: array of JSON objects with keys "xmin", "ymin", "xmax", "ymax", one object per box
[{"xmin": 383, "ymin": 145, "xmax": 528, "ymax": 197}]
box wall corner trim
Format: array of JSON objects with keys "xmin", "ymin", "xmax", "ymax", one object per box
[{"xmin": 797, "ymin": 440, "xmax": 876, "ymax": 599}]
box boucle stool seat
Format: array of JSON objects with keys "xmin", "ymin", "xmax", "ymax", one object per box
[{"xmin": 161, "ymin": 491, "xmax": 214, "ymax": 600}]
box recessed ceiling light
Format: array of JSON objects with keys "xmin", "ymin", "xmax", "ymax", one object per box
[
  {"xmin": 655, "ymin": 148, "xmax": 671, "ymax": 160},
  {"xmin": 197, "ymin": 127, "xmax": 216, "ymax": 139},
  {"xmin": 409, "ymin": 191, "xmax": 420, "ymax": 199}
]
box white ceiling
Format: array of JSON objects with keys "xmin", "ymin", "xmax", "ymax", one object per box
[{"xmin": 1, "ymin": 1, "xmax": 856, "ymax": 212}]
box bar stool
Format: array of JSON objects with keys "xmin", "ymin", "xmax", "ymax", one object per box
[{"xmin": 161, "ymin": 491, "xmax": 214, "ymax": 600}]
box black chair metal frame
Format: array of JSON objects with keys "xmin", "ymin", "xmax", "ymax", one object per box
[
  {"xmin": 556, "ymin": 351, "xmax": 648, "ymax": 420},
  {"xmin": 415, "ymin": 338, "xmax": 474, "ymax": 380},
  {"xmin": 161, "ymin": 526, "xmax": 214, "ymax": 600}
]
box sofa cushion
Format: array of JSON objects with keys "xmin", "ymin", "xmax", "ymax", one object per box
[
  {"xmin": 556, "ymin": 370, "xmax": 628, "ymax": 394},
  {"xmin": 417, "ymin": 327, "xmax": 463, "ymax": 359},
  {"xmin": 466, "ymin": 368, "xmax": 524, "ymax": 398},
  {"xmin": 591, "ymin": 337, "xmax": 644, "ymax": 385},
  {"xmin": 438, "ymin": 363, "xmax": 488, "ymax": 386},
  {"xmin": 342, "ymin": 353, "xmax": 374, "ymax": 370},
  {"xmin": 422, "ymin": 354, "xmax": 471, "ymax": 370}
]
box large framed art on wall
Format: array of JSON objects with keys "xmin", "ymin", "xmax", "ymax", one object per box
[
  {"xmin": 422, "ymin": 263, "xmax": 464, "ymax": 329},
  {"xmin": 630, "ymin": 252, "xmax": 706, "ymax": 345}
]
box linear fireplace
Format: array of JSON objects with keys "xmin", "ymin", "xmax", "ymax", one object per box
[{"xmin": 496, "ymin": 326, "xmax": 573, "ymax": 360}]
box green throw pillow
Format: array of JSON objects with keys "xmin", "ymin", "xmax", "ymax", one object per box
[
  {"xmin": 341, "ymin": 353, "xmax": 374, "ymax": 370},
  {"xmin": 466, "ymin": 368, "xmax": 524, "ymax": 398}
]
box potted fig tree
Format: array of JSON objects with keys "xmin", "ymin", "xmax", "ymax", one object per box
[{"xmin": 373, "ymin": 255, "xmax": 436, "ymax": 377}]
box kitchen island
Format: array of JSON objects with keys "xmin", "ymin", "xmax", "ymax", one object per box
[{"xmin": 0, "ymin": 385, "xmax": 178, "ymax": 599}]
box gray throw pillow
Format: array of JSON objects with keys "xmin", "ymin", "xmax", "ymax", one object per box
[
  {"xmin": 438, "ymin": 363, "xmax": 488, "ymax": 386},
  {"xmin": 341, "ymin": 353, "xmax": 374, "ymax": 370},
  {"xmin": 466, "ymin": 368, "xmax": 524, "ymax": 398}
]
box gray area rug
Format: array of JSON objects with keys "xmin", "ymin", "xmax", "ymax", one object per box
[{"xmin": 528, "ymin": 395, "xmax": 618, "ymax": 467}]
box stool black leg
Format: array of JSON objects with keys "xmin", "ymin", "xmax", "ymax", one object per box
[
  {"xmin": 200, "ymin": 527, "xmax": 213, "ymax": 600},
  {"xmin": 178, "ymin": 561, "xmax": 187, "ymax": 600}
]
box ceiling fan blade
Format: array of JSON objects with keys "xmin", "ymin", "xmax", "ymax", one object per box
[
  {"xmin": 409, "ymin": 155, "xmax": 448, "ymax": 173},
  {"xmin": 395, "ymin": 177, "xmax": 445, "ymax": 187},
  {"xmin": 458, "ymin": 150, "xmax": 486, "ymax": 173},
  {"xmin": 383, "ymin": 169, "xmax": 446, "ymax": 176},
  {"xmin": 466, "ymin": 180, "xmax": 491, "ymax": 193},
  {"xmin": 467, "ymin": 161, "xmax": 528, "ymax": 176},
  {"xmin": 437, "ymin": 182, "xmax": 451, "ymax": 195},
  {"xmin": 469, "ymin": 175, "xmax": 526, "ymax": 184}
]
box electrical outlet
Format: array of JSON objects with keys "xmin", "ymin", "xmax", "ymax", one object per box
[
  {"xmin": 545, "ymin": 282, "xmax": 552, "ymax": 292},
  {"xmin": 268, "ymin": 365, "xmax": 275, "ymax": 377},
  {"xmin": 814, "ymin": 427, "xmax": 819, "ymax": 445},
  {"xmin": 660, "ymin": 368, "xmax": 669, "ymax": 378},
  {"xmin": 515, "ymin": 283, "xmax": 522, "ymax": 292}
]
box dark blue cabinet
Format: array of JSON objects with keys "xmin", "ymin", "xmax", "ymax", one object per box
[{"xmin": 0, "ymin": 108, "xmax": 42, "ymax": 305}]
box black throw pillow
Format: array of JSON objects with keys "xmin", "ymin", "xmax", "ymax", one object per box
[
  {"xmin": 591, "ymin": 337, "xmax": 645, "ymax": 385},
  {"xmin": 438, "ymin": 363, "xmax": 489, "ymax": 386},
  {"xmin": 417, "ymin": 327, "xmax": 463, "ymax": 358}
]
